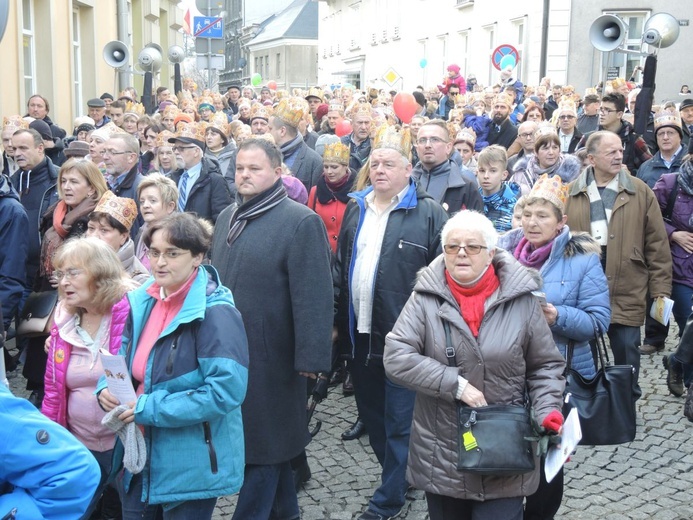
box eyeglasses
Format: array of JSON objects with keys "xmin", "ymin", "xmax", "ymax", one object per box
[
  {"xmin": 54, "ymin": 268, "xmax": 83, "ymax": 281},
  {"xmin": 103, "ymin": 149, "xmax": 134, "ymax": 156},
  {"xmin": 443, "ymin": 244, "xmax": 487, "ymax": 256},
  {"xmin": 598, "ymin": 108, "xmax": 619, "ymax": 114},
  {"xmin": 172, "ymin": 146, "xmax": 197, "ymax": 152},
  {"xmin": 519, "ymin": 132, "xmax": 534, "ymax": 139},
  {"xmin": 416, "ymin": 136, "xmax": 447, "ymax": 146},
  {"xmin": 558, "ymin": 115, "xmax": 575, "ymax": 120},
  {"xmin": 147, "ymin": 249, "xmax": 190, "ymax": 260}
]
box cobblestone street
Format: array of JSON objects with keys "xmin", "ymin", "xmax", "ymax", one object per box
[{"xmin": 6, "ymin": 330, "xmax": 693, "ymax": 519}]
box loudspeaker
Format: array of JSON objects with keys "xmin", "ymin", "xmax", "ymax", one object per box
[
  {"xmin": 137, "ymin": 43, "xmax": 163, "ymax": 72},
  {"xmin": 103, "ymin": 40, "xmax": 130, "ymax": 69},
  {"xmin": 168, "ymin": 45, "xmax": 185, "ymax": 64},
  {"xmin": 589, "ymin": 15, "xmax": 627, "ymax": 52},
  {"xmin": 643, "ymin": 13, "xmax": 680, "ymax": 49}
]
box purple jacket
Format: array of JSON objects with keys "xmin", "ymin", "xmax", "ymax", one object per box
[
  {"xmin": 653, "ymin": 173, "xmax": 693, "ymax": 288},
  {"xmin": 42, "ymin": 296, "xmax": 130, "ymax": 427}
]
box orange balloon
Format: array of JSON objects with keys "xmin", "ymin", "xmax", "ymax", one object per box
[{"xmin": 392, "ymin": 93, "xmax": 419, "ymax": 124}]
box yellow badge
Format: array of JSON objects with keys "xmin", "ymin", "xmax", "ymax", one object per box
[{"xmin": 55, "ymin": 348, "xmax": 65, "ymax": 364}]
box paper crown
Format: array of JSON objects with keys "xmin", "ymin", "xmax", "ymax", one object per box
[
  {"xmin": 208, "ymin": 112, "xmax": 230, "ymax": 137},
  {"xmin": 584, "ymin": 87, "xmax": 598, "ymax": 97},
  {"xmin": 276, "ymin": 89, "xmax": 290, "ymax": 101},
  {"xmin": 118, "ymin": 90, "xmax": 134, "ymax": 102},
  {"xmin": 155, "ymin": 130, "xmax": 176, "ymax": 148},
  {"xmin": 249, "ymin": 103, "xmax": 273, "ymax": 121},
  {"xmin": 373, "ymin": 124, "xmax": 411, "ymax": 158},
  {"xmin": 556, "ymin": 100, "xmax": 577, "ymax": 118},
  {"xmin": 654, "ymin": 108, "xmax": 682, "ymax": 135},
  {"xmin": 197, "ymin": 96, "xmax": 215, "ymax": 113},
  {"xmin": 305, "ymin": 87, "xmax": 325, "ymax": 102},
  {"xmin": 535, "ymin": 123, "xmax": 558, "ymax": 138},
  {"xmin": 528, "ymin": 174, "xmax": 568, "ymax": 212},
  {"xmin": 328, "ymin": 101, "xmax": 345, "ymax": 113},
  {"xmin": 162, "ymin": 105, "xmax": 180, "ymax": 119},
  {"xmin": 3, "ymin": 115, "xmax": 29, "ymax": 131},
  {"xmin": 455, "ymin": 127, "xmax": 477, "ymax": 145},
  {"xmin": 348, "ymin": 102, "xmax": 374, "ymax": 121},
  {"xmin": 90, "ymin": 122, "xmax": 127, "ymax": 142},
  {"xmin": 171, "ymin": 122, "xmax": 207, "ymax": 146},
  {"xmin": 179, "ymin": 96, "xmax": 196, "ymax": 112},
  {"xmin": 610, "ymin": 78, "xmax": 627, "ymax": 90},
  {"xmin": 94, "ymin": 190, "xmax": 138, "ymax": 232},
  {"xmin": 124, "ymin": 101, "xmax": 145, "ymax": 116},
  {"xmin": 322, "ymin": 142, "xmax": 350, "ymax": 165},
  {"xmin": 273, "ymin": 97, "xmax": 306, "ymax": 128},
  {"xmin": 494, "ymin": 93, "xmax": 513, "ymax": 108},
  {"xmin": 231, "ymin": 123, "xmax": 251, "ymax": 141}
]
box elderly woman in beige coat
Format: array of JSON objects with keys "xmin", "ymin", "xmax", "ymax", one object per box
[{"xmin": 384, "ymin": 209, "xmax": 565, "ymax": 520}]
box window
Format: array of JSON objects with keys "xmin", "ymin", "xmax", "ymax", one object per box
[
  {"xmin": 603, "ymin": 11, "xmax": 649, "ymax": 79},
  {"xmin": 265, "ymin": 55, "xmax": 269, "ymax": 79},
  {"xmin": 458, "ymin": 31, "xmax": 469, "ymax": 83},
  {"xmin": 438, "ymin": 34, "xmax": 448, "ymax": 78},
  {"xmin": 484, "ymin": 25, "xmax": 495, "ymax": 85},
  {"xmin": 22, "ymin": 0, "xmax": 36, "ymax": 101},
  {"xmin": 512, "ymin": 17, "xmax": 526, "ymax": 82},
  {"xmin": 72, "ymin": 9, "xmax": 82, "ymax": 115},
  {"xmin": 276, "ymin": 52, "xmax": 281, "ymax": 78}
]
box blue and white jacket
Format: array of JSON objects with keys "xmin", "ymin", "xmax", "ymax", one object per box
[{"xmin": 98, "ymin": 265, "xmax": 249, "ymax": 507}]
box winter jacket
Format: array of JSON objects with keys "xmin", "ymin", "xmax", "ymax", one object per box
[
  {"xmin": 171, "ymin": 157, "xmax": 232, "ymax": 224},
  {"xmin": 211, "ymin": 195, "xmax": 333, "ymax": 465},
  {"xmin": 0, "ymin": 384, "xmax": 100, "ymax": 520},
  {"xmin": 42, "ymin": 297, "xmax": 130, "ymax": 428},
  {"xmin": 487, "ymin": 118, "xmax": 519, "ymax": 150},
  {"xmin": 97, "ymin": 265, "xmax": 249, "ymax": 506},
  {"xmin": 565, "ymin": 167, "xmax": 672, "ymax": 326},
  {"xmin": 204, "ymin": 142, "xmax": 236, "ymax": 180},
  {"xmin": 341, "ymin": 135, "xmax": 372, "ymax": 173},
  {"xmin": 463, "ymin": 114, "xmax": 491, "ymax": 152},
  {"xmin": 383, "ymin": 252, "xmax": 565, "ymax": 501},
  {"xmin": 284, "ymin": 139, "xmax": 323, "ymax": 194},
  {"xmin": 511, "ymin": 153, "xmax": 583, "ymax": 196},
  {"xmin": 653, "ymin": 173, "xmax": 693, "ymax": 288},
  {"xmin": 308, "ymin": 171, "xmax": 357, "ymax": 254},
  {"xmin": 498, "ymin": 227, "xmax": 611, "ymax": 377},
  {"xmin": 636, "ymin": 146, "xmax": 686, "ymax": 188},
  {"xmin": 44, "ymin": 139, "xmax": 66, "ymax": 168},
  {"xmin": 577, "ymin": 121, "xmax": 652, "ymax": 176},
  {"xmin": 334, "ymin": 181, "xmax": 449, "ymax": 363},
  {"xmin": 117, "ymin": 238, "xmax": 150, "ymax": 286},
  {"xmin": 411, "ymin": 159, "xmax": 483, "ymax": 216},
  {"xmin": 111, "ymin": 164, "xmax": 144, "ymax": 238},
  {"xmin": 0, "ymin": 175, "xmax": 28, "ymax": 329}
]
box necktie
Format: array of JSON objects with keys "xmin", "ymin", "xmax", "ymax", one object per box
[
  {"xmin": 178, "ymin": 171, "xmax": 189, "ymax": 212},
  {"xmin": 689, "ymin": 125, "xmax": 693, "ymax": 135}
]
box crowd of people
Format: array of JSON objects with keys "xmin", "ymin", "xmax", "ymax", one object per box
[{"xmin": 1, "ymin": 62, "xmax": 692, "ymax": 520}]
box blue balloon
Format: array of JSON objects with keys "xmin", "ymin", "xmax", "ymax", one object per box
[
  {"xmin": 500, "ymin": 54, "xmax": 516, "ymax": 70},
  {"xmin": 420, "ymin": 58, "xmax": 428, "ymax": 69}
]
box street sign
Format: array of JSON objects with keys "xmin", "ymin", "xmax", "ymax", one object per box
[
  {"xmin": 491, "ymin": 44, "xmax": 519, "ymax": 71},
  {"xmin": 382, "ymin": 67, "xmax": 401, "ymax": 87},
  {"xmin": 195, "ymin": 38, "xmax": 225, "ymax": 55},
  {"xmin": 193, "ymin": 16, "xmax": 223, "ymax": 39},
  {"xmin": 197, "ymin": 55, "xmax": 225, "ymax": 70}
]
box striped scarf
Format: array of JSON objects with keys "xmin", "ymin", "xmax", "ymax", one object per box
[
  {"xmin": 586, "ymin": 168, "xmax": 619, "ymax": 246},
  {"xmin": 226, "ymin": 178, "xmax": 287, "ymax": 246}
]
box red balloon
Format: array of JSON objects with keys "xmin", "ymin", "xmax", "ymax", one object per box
[
  {"xmin": 335, "ymin": 120, "xmax": 352, "ymax": 137},
  {"xmin": 267, "ymin": 80, "xmax": 278, "ymax": 90},
  {"xmin": 392, "ymin": 92, "xmax": 419, "ymax": 124}
]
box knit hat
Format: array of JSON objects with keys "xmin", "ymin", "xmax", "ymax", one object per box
[
  {"xmin": 173, "ymin": 113, "xmax": 194, "ymax": 131},
  {"xmin": 315, "ymin": 103, "xmax": 329, "ymax": 123},
  {"xmin": 94, "ymin": 190, "xmax": 139, "ymax": 231},
  {"xmin": 64, "ymin": 141, "xmax": 90, "ymax": 158},
  {"xmin": 100, "ymin": 93, "xmax": 114, "ymax": 101},
  {"xmin": 29, "ymin": 119, "xmax": 53, "ymax": 141},
  {"xmin": 197, "ymin": 96, "xmax": 215, "ymax": 114},
  {"xmin": 654, "ymin": 108, "xmax": 683, "ymax": 138},
  {"xmin": 447, "ymin": 64, "xmax": 461, "ymax": 74},
  {"xmin": 528, "ymin": 174, "xmax": 569, "ymax": 213},
  {"xmin": 315, "ymin": 134, "xmax": 340, "ymax": 157}
]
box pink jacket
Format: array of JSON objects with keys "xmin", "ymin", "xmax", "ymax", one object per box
[{"xmin": 42, "ymin": 296, "xmax": 130, "ymax": 427}]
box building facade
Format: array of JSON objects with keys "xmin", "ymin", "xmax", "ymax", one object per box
[{"xmin": 0, "ymin": 0, "xmax": 184, "ymax": 133}]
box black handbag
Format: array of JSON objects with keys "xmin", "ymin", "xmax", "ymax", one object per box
[
  {"xmin": 564, "ymin": 322, "xmax": 636, "ymax": 446},
  {"xmin": 442, "ymin": 322, "xmax": 536, "ymax": 476},
  {"xmin": 17, "ymin": 290, "xmax": 59, "ymax": 338}
]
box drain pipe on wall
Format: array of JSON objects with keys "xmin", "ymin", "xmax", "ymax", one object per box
[
  {"xmin": 539, "ymin": 0, "xmax": 550, "ymax": 80},
  {"xmin": 117, "ymin": 0, "xmax": 131, "ymax": 91}
]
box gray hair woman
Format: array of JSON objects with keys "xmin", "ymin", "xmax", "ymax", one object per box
[{"xmin": 384, "ymin": 209, "xmax": 565, "ymax": 520}]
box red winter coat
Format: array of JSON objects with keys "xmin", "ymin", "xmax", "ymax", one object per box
[{"xmin": 308, "ymin": 186, "xmax": 351, "ymax": 254}]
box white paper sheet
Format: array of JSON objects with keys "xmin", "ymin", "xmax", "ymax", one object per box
[
  {"xmin": 545, "ymin": 407, "xmax": 582, "ymax": 483},
  {"xmin": 100, "ymin": 349, "xmax": 137, "ymax": 405}
]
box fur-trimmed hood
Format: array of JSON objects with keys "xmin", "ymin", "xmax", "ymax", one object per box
[{"xmin": 497, "ymin": 226, "xmax": 601, "ymax": 262}]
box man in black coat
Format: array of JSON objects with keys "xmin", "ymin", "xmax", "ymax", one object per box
[
  {"xmin": 168, "ymin": 123, "xmax": 232, "ymax": 224},
  {"xmin": 211, "ymin": 138, "xmax": 333, "ymax": 519},
  {"xmin": 487, "ymin": 93, "xmax": 518, "ymax": 150},
  {"xmin": 103, "ymin": 134, "xmax": 144, "ymax": 237},
  {"xmin": 340, "ymin": 103, "xmax": 373, "ymax": 173}
]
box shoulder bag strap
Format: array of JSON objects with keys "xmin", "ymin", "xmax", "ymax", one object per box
[
  {"xmin": 662, "ymin": 174, "xmax": 680, "ymax": 224},
  {"xmin": 442, "ymin": 320, "xmax": 457, "ymax": 367}
]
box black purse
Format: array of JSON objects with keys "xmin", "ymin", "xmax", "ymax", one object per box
[
  {"xmin": 442, "ymin": 322, "xmax": 536, "ymax": 476},
  {"xmin": 17, "ymin": 290, "xmax": 59, "ymax": 338},
  {"xmin": 564, "ymin": 322, "xmax": 636, "ymax": 446}
]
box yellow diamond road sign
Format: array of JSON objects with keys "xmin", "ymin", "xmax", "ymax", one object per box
[{"xmin": 382, "ymin": 68, "xmax": 401, "ymax": 87}]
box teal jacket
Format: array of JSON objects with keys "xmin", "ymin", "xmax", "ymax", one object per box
[{"xmin": 98, "ymin": 265, "xmax": 249, "ymax": 507}]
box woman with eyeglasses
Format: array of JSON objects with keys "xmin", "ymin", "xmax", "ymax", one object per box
[
  {"xmin": 23, "ymin": 159, "xmax": 109, "ymax": 409},
  {"xmin": 498, "ymin": 175, "xmax": 610, "ymax": 520},
  {"xmin": 42, "ymin": 237, "xmax": 134, "ymax": 520},
  {"xmin": 510, "ymin": 127, "xmax": 582, "ymax": 196},
  {"xmin": 383, "ymin": 209, "xmax": 566, "ymax": 520},
  {"xmin": 97, "ymin": 213, "xmax": 249, "ymax": 520}
]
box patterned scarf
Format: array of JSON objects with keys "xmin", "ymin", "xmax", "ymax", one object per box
[
  {"xmin": 585, "ymin": 168, "xmax": 619, "ymax": 246},
  {"xmin": 226, "ymin": 178, "xmax": 287, "ymax": 246}
]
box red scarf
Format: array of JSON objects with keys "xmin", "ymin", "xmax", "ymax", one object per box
[{"xmin": 445, "ymin": 265, "xmax": 500, "ymax": 338}]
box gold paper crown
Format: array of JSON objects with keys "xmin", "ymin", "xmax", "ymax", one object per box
[
  {"xmin": 208, "ymin": 112, "xmax": 230, "ymax": 136},
  {"xmin": 3, "ymin": 115, "xmax": 29, "ymax": 131},
  {"xmin": 251, "ymin": 133, "xmax": 276, "ymax": 144},
  {"xmin": 124, "ymin": 101, "xmax": 145, "ymax": 116},
  {"xmin": 557, "ymin": 100, "xmax": 577, "ymax": 117},
  {"xmin": 273, "ymin": 97, "xmax": 306, "ymax": 128},
  {"xmin": 175, "ymin": 122, "xmax": 207, "ymax": 144},
  {"xmin": 305, "ymin": 87, "xmax": 324, "ymax": 102},
  {"xmin": 494, "ymin": 93, "xmax": 513, "ymax": 108},
  {"xmin": 197, "ymin": 96, "xmax": 215, "ymax": 111},
  {"xmin": 535, "ymin": 123, "xmax": 558, "ymax": 138},
  {"xmin": 349, "ymin": 103, "xmax": 374, "ymax": 121},
  {"xmin": 654, "ymin": 108, "xmax": 682, "ymax": 133},
  {"xmin": 328, "ymin": 101, "xmax": 345, "ymax": 113},
  {"xmin": 90, "ymin": 122, "xmax": 128, "ymax": 141},
  {"xmin": 455, "ymin": 127, "xmax": 477, "ymax": 145},
  {"xmin": 118, "ymin": 90, "xmax": 134, "ymax": 101},
  {"xmin": 446, "ymin": 121, "xmax": 461, "ymax": 139},
  {"xmin": 162, "ymin": 105, "xmax": 180, "ymax": 119},
  {"xmin": 276, "ymin": 90, "xmax": 290, "ymax": 101},
  {"xmin": 373, "ymin": 124, "xmax": 411, "ymax": 158},
  {"xmin": 249, "ymin": 103, "xmax": 273, "ymax": 121},
  {"xmin": 179, "ymin": 98, "xmax": 196, "ymax": 112},
  {"xmin": 528, "ymin": 174, "xmax": 568, "ymax": 212},
  {"xmin": 610, "ymin": 78, "xmax": 627, "ymax": 90},
  {"xmin": 322, "ymin": 142, "xmax": 350, "ymax": 165},
  {"xmin": 231, "ymin": 123, "xmax": 251, "ymax": 141},
  {"xmin": 584, "ymin": 87, "xmax": 598, "ymax": 97},
  {"xmin": 94, "ymin": 190, "xmax": 138, "ymax": 231},
  {"xmin": 155, "ymin": 130, "xmax": 176, "ymax": 148}
]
